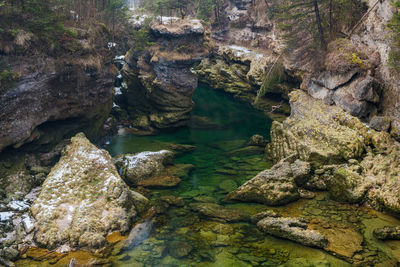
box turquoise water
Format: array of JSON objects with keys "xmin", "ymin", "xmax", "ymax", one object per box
[
  {"xmin": 102, "ymin": 87, "xmax": 352, "ymax": 266},
  {"xmin": 106, "ymin": 86, "xmax": 273, "ymax": 192},
  {"xmin": 16, "ymin": 87, "xmax": 400, "ymax": 266}
]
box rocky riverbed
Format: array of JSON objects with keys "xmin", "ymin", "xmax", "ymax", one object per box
[{"xmin": 8, "ymin": 86, "xmax": 400, "ymax": 266}]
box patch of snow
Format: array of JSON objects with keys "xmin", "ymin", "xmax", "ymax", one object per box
[
  {"xmin": 226, "ymin": 45, "xmax": 264, "ymax": 59},
  {"xmin": 115, "ymin": 87, "xmax": 122, "ymax": 95},
  {"xmin": 22, "ymin": 214, "xmax": 35, "ymax": 233},
  {"xmin": 0, "ymin": 212, "xmax": 14, "ymax": 221},
  {"xmin": 117, "ymin": 74, "xmax": 123, "ymax": 79},
  {"xmin": 7, "ymin": 200, "xmax": 30, "ymax": 211},
  {"xmin": 113, "ymin": 103, "xmax": 120, "ymax": 108},
  {"xmin": 108, "ymin": 42, "xmax": 117, "ymax": 50},
  {"xmin": 56, "ymin": 244, "xmax": 71, "ymax": 253},
  {"xmin": 114, "ymin": 55, "xmax": 125, "ymax": 60},
  {"xmin": 121, "ymin": 82, "xmax": 128, "ymax": 89},
  {"xmin": 130, "ymin": 14, "xmax": 149, "ymax": 28},
  {"xmin": 157, "ymin": 16, "xmax": 179, "ymax": 25},
  {"xmin": 124, "ymin": 150, "xmax": 170, "ymax": 170}
]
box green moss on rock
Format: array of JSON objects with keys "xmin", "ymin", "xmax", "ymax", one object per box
[{"xmin": 31, "ymin": 133, "xmax": 149, "ymax": 252}]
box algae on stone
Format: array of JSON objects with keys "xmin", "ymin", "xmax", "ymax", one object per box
[{"xmin": 30, "ymin": 133, "xmax": 149, "ymax": 252}]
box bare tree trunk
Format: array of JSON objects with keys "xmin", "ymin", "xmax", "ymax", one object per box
[{"xmin": 314, "ymin": 0, "xmax": 327, "ymax": 50}]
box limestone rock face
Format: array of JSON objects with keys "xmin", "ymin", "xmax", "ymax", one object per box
[
  {"xmin": 361, "ymin": 144, "xmax": 400, "ymax": 215},
  {"xmin": 114, "ymin": 150, "xmax": 174, "ymax": 185},
  {"xmin": 350, "ymin": 0, "xmax": 400, "ymax": 130},
  {"xmin": 226, "ymin": 158, "xmax": 310, "ymax": 206},
  {"xmin": 0, "ymin": 54, "xmax": 114, "ymax": 152},
  {"xmin": 30, "ymin": 133, "xmax": 149, "ymax": 252},
  {"xmin": 266, "ymin": 90, "xmax": 400, "ymax": 216},
  {"xmin": 315, "ymin": 70, "xmax": 358, "ymax": 90},
  {"xmin": 196, "ymin": 45, "xmax": 293, "ymax": 102},
  {"xmin": 266, "ymin": 90, "xmax": 368, "ymax": 165},
  {"xmin": 119, "ymin": 18, "xmax": 209, "ymax": 132},
  {"xmin": 302, "ymin": 71, "xmax": 379, "ymax": 119}
]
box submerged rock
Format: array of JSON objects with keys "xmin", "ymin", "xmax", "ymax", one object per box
[
  {"xmin": 308, "ymin": 219, "xmax": 363, "ymax": 259},
  {"xmin": 248, "ymin": 134, "xmax": 268, "ymax": 147},
  {"xmin": 123, "ymin": 213, "xmax": 156, "ymax": 251},
  {"xmin": 226, "ymin": 159, "xmax": 310, "ymax": 206},
  {"xmin": 189, "ymin": 203, "xmax": 249, "ymax": 222},
  {"xmin": 256, "ymin": 216, "xmax": 328, "ymax": 248},
  {"xmin": 30, "ymin": 133, "xmax": 149, "ymax": 252},
  {"xmin": 137, "ymin": 175, "xmax": 181, "ymax": 188},
  {"xmin": 168, "ymin": 241, "xmax": 193, "ymax": 259},
  {"xmin": 114, "ymin": 150, "xmax": 174, "ymax": 185},
  {"xmin": 373, "ymin": 226, "xmax": 400, "ymax": 240},
  {"xmin": 218, "ymin": 179, "xmax": 238, "ymax": 192}
]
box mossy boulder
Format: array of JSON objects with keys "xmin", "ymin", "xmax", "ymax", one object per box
[
  {"xmin": 226, "ymin": 159, "xmax": 310, "ymax": 206},
  {"xmin": 266, "ymin": 90, "xmax": 371, "ymax": 166},
  {"xmin": 113, "ymin": 150, "xmax": 174, "ymax": 186},
  {"xmin": 30, "ymin": 133, "xmax": 149, "ymax": 252},
  {"xmin": 326, "ymin": 166, "xmax": 373, "ymax": 203}
]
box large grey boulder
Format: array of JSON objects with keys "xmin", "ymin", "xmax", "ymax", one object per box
[
  {"xmin": 114, "ymin": 150, "xmax": 174, "ymax": 185},
  {"xmin": 369, "ymin": 116, "xmax": 391, "ymax": 132},
  {"xmin": 315, "ymin": 70, "xmax": 358, "ymax": 90},
  {"xmin": 226, "ymin": 158, "xmax": 310, "ymax": 206},
  {"xmin": 30, "ymin": 133, "xmax": 149, "ymax": 252}
]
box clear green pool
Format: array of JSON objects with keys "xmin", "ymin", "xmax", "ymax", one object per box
[{"xmin": 17, "ymin": 86, "xmax": 400, "ymax": 266}]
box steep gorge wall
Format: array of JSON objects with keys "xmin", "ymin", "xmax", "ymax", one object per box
[
  {"xmin": 351, "ymin": 0, "xmax": 400, "ymax": 137},
  {"xmin": 118, "ymin": 19, "xmax": 209, "ymax": 133},
  {"xmin": 0, "ymin": 57, "xmax": 115, "ymax": 153}
]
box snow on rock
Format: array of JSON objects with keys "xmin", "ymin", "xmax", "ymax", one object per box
[
  {"xmin": 150, "ymin": 18, "xmax": 204, "ymax": 37},
  {"xmin": 0, "ymin": 212, "xmax": 14, "ymax": 222},
  {"xmin": 30, "ymin": 133, "xmax": 149, "ymax": 252},
  {"xmin": 22, "ymin": 214, "xmax": 35, "ymax": 233},
  {"xmin": 114, "ymin": 150, "xmax": 174, "ymax": 185},
  {"xmin": 130, "ymin": 14, "xmax": 150, "ymax": 29},
  {"xmin": 114, "ymin": 55, "xmax": 125, "ymax": 61},
  {"xmin": 225, "ymin": 45, "xmax": 264, "ymax": 60},
  {"xmin": 115, "ymin": 87, "xmax": 122, "ymax": 95},
  {"xmin": 7, "ymin": 200, "xmax": 30, "ymax": 211}
]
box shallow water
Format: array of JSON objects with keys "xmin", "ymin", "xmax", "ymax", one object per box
[{"xmin": 17, "ymin": 87, "xmax": 400, "ymax": 266}]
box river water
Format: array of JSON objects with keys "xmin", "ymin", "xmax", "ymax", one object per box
[{"xmin": 16, "ymin": 86, "xmax": 400, "ymax": 266}]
